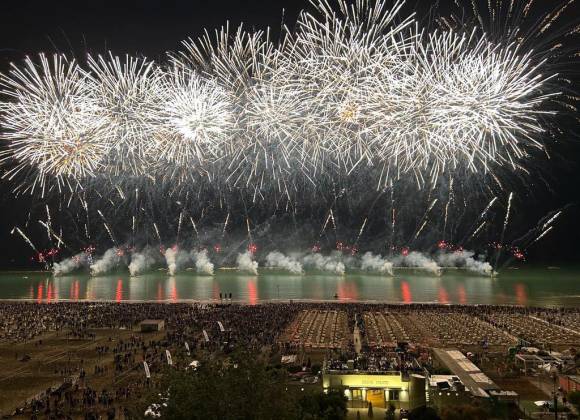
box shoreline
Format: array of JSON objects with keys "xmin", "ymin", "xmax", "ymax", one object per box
[{"xmin": 0, "ymin": 298, "xmax": 576, "ymax": 309}]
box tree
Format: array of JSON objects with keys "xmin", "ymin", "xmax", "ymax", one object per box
[
  {"xmin": 439, "ymin": 404, "xmax": 487, "ymax": 420},
  {"xmin": 298, "ymin": 390, "xmax": 348, "ymax": 420},
  {"xmin": 385, "ymin": 403, "xmax": 395, "ymax": 420},
  {"xmin": 569, "ymin": 391, "xmax": 580, "ymax": 407},
  {"xmin": 408, "ymin": 406, "xmax": 441, "ymax": 420},
  {"xmin": 135, "ymin": 351, "xmax": 299, "ymax": 420}
]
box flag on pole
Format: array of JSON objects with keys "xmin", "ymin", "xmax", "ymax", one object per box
[
  {"xmin": 185, "ymin": 341, "xmax": 190, "ymax": 356},
  {"xmin": 217, "ymin": 321, "xmax": 225, "ymax": 332},
  {"xmin": 166, "ymin": 350, "xmax": 173, "ymax": 366},
  {"xmin": 203, "ymin": 330, "xmax": 210, "ymax": 342},
  {"xmin": 143, "ymin": 361, "xmax": 151, "ymax": 378}
]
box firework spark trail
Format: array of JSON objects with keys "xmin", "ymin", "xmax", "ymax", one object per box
[
  {"xmin": 462, "ymin": 197, "xmax": 497, "ymax": 243},
  {"xmin": 494, "ymin": 192, "xmax": 514, "ymax": 267},
  {"xmin": 320, "ymin": 211, "xmax": 332, "ymax": 239},
  {"xmin": 530, "ymin": 225, "xmax": 553, "ymax": 245},
  {"xmin": 189, "ymin": 216, "xmax": 199, "ymax": 237},
  {"xmin": 153, "ymin": 223, "xmax": 162, "ymax": 243},
  {"xmin": 38, "ymin": 220, "xmax": 68, "ymax": 250},
  {"xmin": 542, "ymin": 211, "xmax": 561, "ymax": 231},
  {"xmin": 355, "ymin": 218, "xmax": 368, "ymax": 246},
  {"xmin": 103, "ymin": 223, "xmax": 116, "ymax": 245},
  {"xmin": 176, "ymin": 211, "xmax": 184, "ymax": 242},
  {"xmin": 502, "ymin": 193, "xmax": 514, "ymax": 238},
  {"xmin": 97, "ymin": 210, "xmax": 117, "ymax": 245},
  {"xmin": 222, "ymin": 213, "xmax": 230, "ymax": 239},
  {"xmin": 468, "ymin": 221, "xmax": 487, "ymax": 241},
  {"xmin": 12, "ymin": 226, "xmax": 38, "ymax": 252},
  {"xmin": 45, "ymin": 205, "xmax": 53, "ymax": 242},
  {"xmin": 411, "ymin": 199, "xmax": 438, "ymax": 242},
  {"xmin": 246, "ymin": 217, "xmax": 253, "ymax": 246}
]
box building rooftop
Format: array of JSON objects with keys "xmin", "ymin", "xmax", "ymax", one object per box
[{"xmin": 432, "ymin": 348, "xmax": 500, "ymax": 398}]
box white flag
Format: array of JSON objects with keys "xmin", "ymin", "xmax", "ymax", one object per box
[
  {"xmin": 166, "ymin": 350, "xmax": 173, "ymax": 366},
  {"xmin": 185, "ymin": 342, "xmax": 190, "ymax": 355},
  {"xmin": 203, "ymin": 330, "xmax": 210, "ymax": 342},
  {"xmin": 143, "ymin": 361, "xmax": 151, "ymax": 378},
  {"xmin": 217, "ymin": 321, "xmax": 225, "ymax": 332}
]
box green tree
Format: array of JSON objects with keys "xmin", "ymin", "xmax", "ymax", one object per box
[
  {"xmin": 569, "ymin": 391, "xmax": 580, "ymax": 407},
  {"xmin": 298, "ymin": 390, "xmax": 348, "ymax": 420},
  {"xmin": 439, "ymin": 404, "xmax": 487, "ymax": 420},
  {"xmin": 408, "ymin": 406, "xmax": 441, "ymax": 420},
  {"xmin": 136, "ymin": 351, "xmax": 299, "ymax": 420},
  {"xmin": 385, "ymin": 403, "xmax": 395, "ymax": 420}
]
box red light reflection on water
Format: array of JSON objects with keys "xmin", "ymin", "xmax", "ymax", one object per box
[
  {"xmin": 169, "ymin": 282, "xmax": 178, "ymax": 302},
  {"xmin": 514, "ymin": 283, "xmax": 527, "ymax": 305},
  {"xmin": 438, "ymin": 286, "xmax": 449, "ymax": 304},
  {"xmin": 115, "ymin": 279, "xmax": 123, "ymax": 302},
  {"xmin": 212, "ymin": 283, "xmax": 220, "ymax": 301},
  {"xmin": 400, "ymin": 281, "xmax": 412, "ymax": 303},
  {"xmin": 46, "ymin": 283, "xmax": 53, "ymax": 302},
  {"xmin": 37, "ymin": 283, "xmax": 43, "ymax": 303},
  {"xmin": 457, "ymin": 284, "xmax": 467, "ymax": 305},
  {"xmin": 337, "ymin": 282, "xmax": 358, "ymax": 301},
  {"xmin": 156, "ymin": 282, "xmax": 164, "ymax": 301},
  {"xmin": 247, "ymin": 279, "xmax": 258, "ymax": 305}
]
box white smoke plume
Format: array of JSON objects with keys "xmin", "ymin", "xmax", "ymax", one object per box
[
  {"xmin": 192, "ymin": 249, "xmax": 214, "ymax": 275},
  {"xmin": 164, "ymin": 247, "xmax": 191, "ymax": 275},
  {"xmin": 90, "ymin": 248, "xmax": 126, "ymax": 276},
  {"xmin": 53, "ymin": 252, "xmax": 89, "ymax": 276},
  {"xmin": 236, "ymin": 251, "xmax": 258, "ymax": 275},
  {"xmin": 359, "ymin": 252, "xmax": 393, "ymax": 276},
  {"xmin": 302, "ymin": 253, "xmax": 345, "ymax": 275},
  {"xmin": 129, "ymin": 247, "xmax": 158, "ymax": 276},
  {"xmin": 393, "ymin": 251, "xmax": 441, "ymax": 275},
  {"xmin": 436, "ymin": 250, "xmax": 493, "ymax": 276},
  {"xmin": 264, "ymin": 251, "xmax": 303, "ymax": 274}
]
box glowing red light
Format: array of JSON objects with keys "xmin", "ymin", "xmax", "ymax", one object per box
[
  {"xmin": 247, "ymin": 279, "xmax": 258, "ymax": 305},
  {"xmin": 213, "ymin": 244, "xmax": 221, "ymax": 253},
  {"xmin": 248, "ymin": 243, "xmax": 258, "ymax": 255},
  {"xmin": 401, "ymin": 247, "xmax": 410, "ymax": 257},
  {"xmin": 401, "ymin": 281, "xmax": 412, "ymax": 303},
  {"xmin": 311, "ymin": 244, "xmax": 321, "ymax": 253}
]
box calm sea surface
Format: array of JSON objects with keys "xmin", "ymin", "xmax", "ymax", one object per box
[{"xmin": 0, "ymin": 267, "xmax": 578, "ymax": 307}]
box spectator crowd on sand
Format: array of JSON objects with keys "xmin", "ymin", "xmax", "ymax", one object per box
[{"xmin": 0, "ymin": 302, "xmax": 578, "ymax": 418}]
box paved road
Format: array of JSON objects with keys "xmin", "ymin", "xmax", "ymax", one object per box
[{"xmin": 354, "ymin": 325, "xmax": 362, "ymax": 354}]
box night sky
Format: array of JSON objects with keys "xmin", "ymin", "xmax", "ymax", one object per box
[{"xmin": 0, "ymin": 0, "xmax": 579, "ymax": 267}]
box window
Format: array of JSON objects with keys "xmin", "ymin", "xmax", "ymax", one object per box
[{"xmin": 388, "ymin": 389, "xmax": 400, "ymax": 401}]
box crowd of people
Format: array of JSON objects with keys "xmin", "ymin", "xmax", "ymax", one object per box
[{"xmin": 0, "ymin": 301, "xmax": 578, "ymax": 418}]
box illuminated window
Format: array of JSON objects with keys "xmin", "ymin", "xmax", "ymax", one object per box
[{"xmin": 388, "ymin": 389, "xmax": 400, "ymax": 401}]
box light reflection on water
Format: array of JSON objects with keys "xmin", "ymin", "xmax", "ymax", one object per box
[{"xmin": 0, "ymin": 267, "xmax": 578, "ymax": 307}]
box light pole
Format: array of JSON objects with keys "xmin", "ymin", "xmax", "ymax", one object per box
[{"xmin": 552, "ymin": 372, "xmax": 558, "ymax": 420}]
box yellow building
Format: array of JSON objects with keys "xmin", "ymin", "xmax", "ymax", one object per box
[{"xmin": 322, "ymin": 370, "xmax": 426, "ymax": 410}]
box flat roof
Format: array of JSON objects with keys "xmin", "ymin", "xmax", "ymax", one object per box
[{"xmin": 433, "ymin": 348, "xmax": 500, "ymax": 398}]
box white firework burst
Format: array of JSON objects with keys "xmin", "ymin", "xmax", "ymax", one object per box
[
  {"xmin": 0, "ymin": 0, "xmax": 571, "ymax": 200},
  {"xmin": 87, "ymin": 53, "xmax": 162, "ymax": 176},
  {"xmin": 153, "ymin": 67, "xmax": 236, "ymax": 167},
  {"xmin": 0, "ymin": 54, "xmax": 107, "ymax": 193}
]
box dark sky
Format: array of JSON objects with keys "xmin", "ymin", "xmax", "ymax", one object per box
[{"xmin": 0, "ymin": 0, "xmax": 579, "ymax": 267}]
